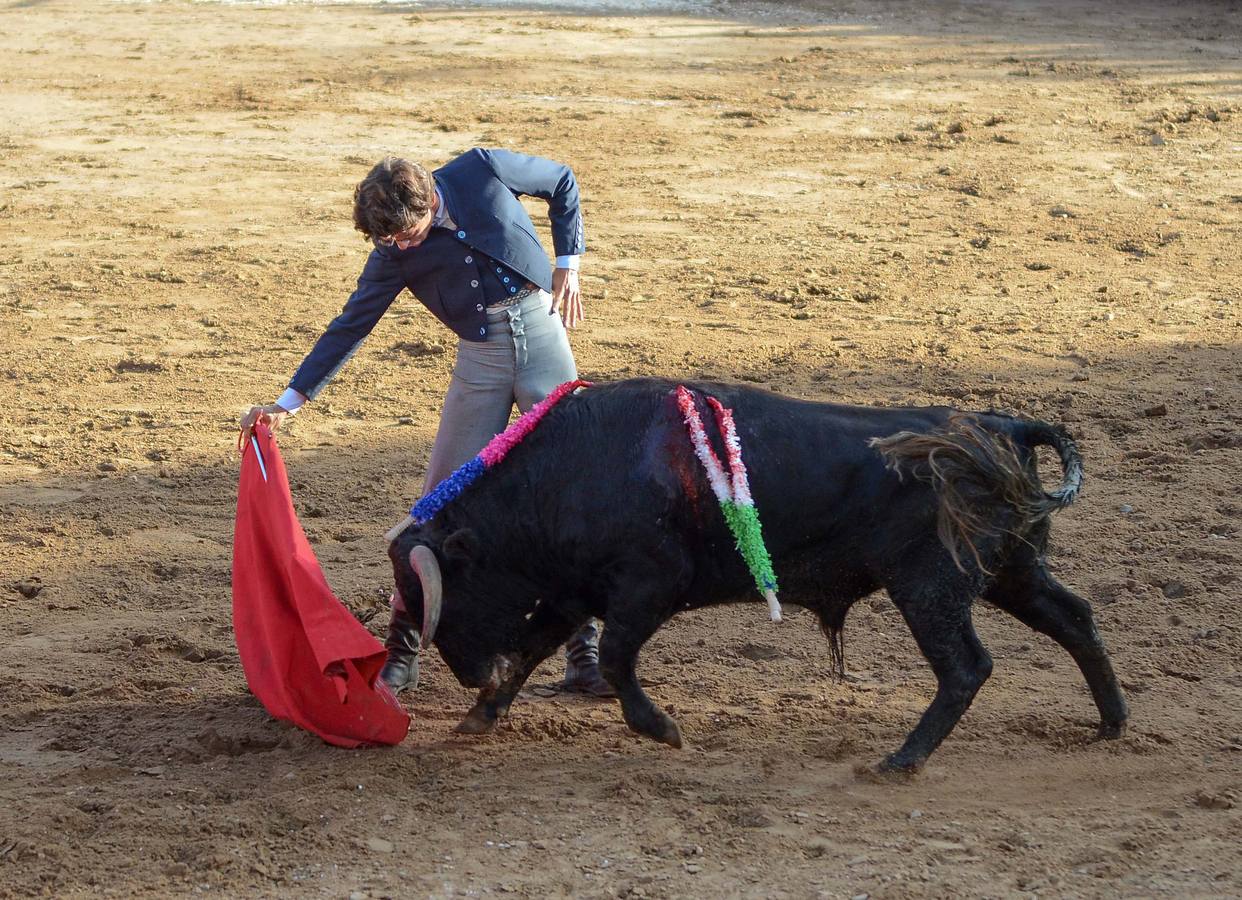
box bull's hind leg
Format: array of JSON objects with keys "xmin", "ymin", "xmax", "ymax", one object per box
[
  {"xmin": 598, "ymin": 588, "xmax": 682, "ymax": 749},
  {"xmin": 881, "ymin": 584, "xmax": 993, "ymax": 773},
  {"xmin": 984, "ymin": 566, "xmax": 1128, "ymax": 738}
]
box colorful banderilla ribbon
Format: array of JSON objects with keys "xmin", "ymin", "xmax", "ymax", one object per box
[
  {"xmin": 385, "ymin": 379, "xmax": 592, "ymax": 542},
  {"xmin": 675, "ymin": 385, "xmax": 782, "ymax": 623}
]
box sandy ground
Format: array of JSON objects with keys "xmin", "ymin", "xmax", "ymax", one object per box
[{"xmin": 1, "ymin": 0, "xmax": 1240, "ymax": 896}]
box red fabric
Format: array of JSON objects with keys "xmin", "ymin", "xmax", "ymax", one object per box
[{"xmin": 232, "ymin": 424, "xmax": 409, "ymax": 748}]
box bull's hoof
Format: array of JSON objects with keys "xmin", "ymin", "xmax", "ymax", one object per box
[
  {"xmin": 855, "ymin": 756, "xmax": 920, "ymax": 783},
  {"xmin": 454, "ymin": 707, "xmax": 498, "ymax": 735},
  {"xmin": 656, "ymin": 717, "xmax": 683, "ymax": 749},
  {"xmin": 627, "ymin": 711, "xmax": 682, "ymax": 749},
  {"xmin": 1097, "ymin": 720, "xmax": 1127, "ymax": 741}
]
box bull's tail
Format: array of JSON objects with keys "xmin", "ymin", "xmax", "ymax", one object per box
[
  {"xmin": 869, "ymin": 415, "xmax": 1082, "ymax": 574},
  {"xmin": 1028, "ymin": 420, "xmax": 1083, "ymax": 510}
]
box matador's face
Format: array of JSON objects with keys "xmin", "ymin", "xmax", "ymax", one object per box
[{"xmin": 376, "ymin": 207, "xmax": 434, "ymax": 250}]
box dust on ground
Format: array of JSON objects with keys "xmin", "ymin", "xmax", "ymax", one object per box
[{"xmin": 1, "ymin": 0, "xmax": 1239, "ymax": 896}]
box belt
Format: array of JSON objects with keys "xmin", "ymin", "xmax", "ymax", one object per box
[{"xmin": 486, "ymin": 284, "xmax": 540, "ymax": 311}]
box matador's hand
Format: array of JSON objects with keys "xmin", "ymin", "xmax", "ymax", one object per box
[
  {"xmin": 238, "ymin": 403, "xmax": 290, "ymax": 451},
  {"xmin": 550, "ymin": 267, "xmax": 583, "ymax": 329}
]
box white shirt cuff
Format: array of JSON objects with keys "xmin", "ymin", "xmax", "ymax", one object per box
[
  {"xmin": 276, "ymin": 387, "xmax": 307, "ymax": 414},
  {"xmin": 555, "ymin": 255, "xmax": 580, "ymax": 271}
]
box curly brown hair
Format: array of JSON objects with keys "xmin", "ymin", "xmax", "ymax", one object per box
[{"xmin": 352, "ymin": 157, "xmax": 435, "ymax": 240}]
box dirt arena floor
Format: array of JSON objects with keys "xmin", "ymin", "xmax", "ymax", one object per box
[{"xmin": 1, "ymin": 0, "xmax": 1240, "ymax": 896}]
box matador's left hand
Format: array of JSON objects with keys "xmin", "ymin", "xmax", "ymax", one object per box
[{"xmin": 551, "ymin": 267, "xmax": 583, "ymax": 329}]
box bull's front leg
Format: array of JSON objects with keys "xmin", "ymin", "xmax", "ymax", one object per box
[
  {"xmin": 455, "ymin": 614, "xmax": 577, "ymax": 735},
  {"xmin": 455, "ymin": 664, "xmax": 542, "ymax": 734},
  {"xmin": 599, "ymin": 605, "xmax": 681, "ymax": 749}
]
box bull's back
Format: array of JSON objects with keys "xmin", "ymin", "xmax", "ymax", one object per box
[
  {"xmin": 553, "ymin": 379, "xmax": 961, "ymax": 545},
  {"xmin": 702, "ymin": 383, "xmax": 958, "ymax": 552},
  {"xmin": 505, "ymin": 378, "xmax": 1039, "ymax": 601},
  {"xmin": 538, "ymin": 378, "xmax": 1033, "ymax": 508}
]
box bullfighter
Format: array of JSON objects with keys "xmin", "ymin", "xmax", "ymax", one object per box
[{"xmin": 239, "ymin": 148, "xmax": 613, "ymax": 697}]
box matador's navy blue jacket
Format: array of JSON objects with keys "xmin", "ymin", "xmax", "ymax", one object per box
[{"xmin": 287, "ymin": 148, "xmax": 584, "ymax": 400}]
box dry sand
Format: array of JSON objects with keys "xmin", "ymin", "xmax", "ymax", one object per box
[{"xmin": 1, "ymin": 0, "xmax": 1240, "ymax": 896}]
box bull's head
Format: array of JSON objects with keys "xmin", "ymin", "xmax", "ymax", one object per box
[{"xmin": 387, "ymin": 524, "xmax": 528, "ymax": 691}]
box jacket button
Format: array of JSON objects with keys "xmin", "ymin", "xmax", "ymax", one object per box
[
  {"xmin": 509, "ymin": 286, "xmax": 517, "ymax": 293},
  {"xmin": 471, "ymin": 279, "xmax": 479, "ymax": 288},
  {"xmin": 476, "ymin": 303, "xmax": 484, "ymax": 311},
  {"xmin": 457, "ymin": 230, "xmax": 466, "ymax": 239},
  {"xmin": 495, "ymin": 267, "xmax": 502, "ymax": 273},
  {"xmin": 479, "ymin": 327, "xmax": 486, "ymax": 336},
  {"xmin": 464, "ymin": 255, "xmax": 473, "ymax": 264}
]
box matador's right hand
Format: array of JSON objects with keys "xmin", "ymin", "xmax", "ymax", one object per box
[{"xmin": 238, "ymin": 403, "xmax": 290, "ymax": 451}]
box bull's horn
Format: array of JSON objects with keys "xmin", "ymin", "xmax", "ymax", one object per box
[{"xmin": 409, "ymin": 545, "xmax": 442, "ymax": 650}]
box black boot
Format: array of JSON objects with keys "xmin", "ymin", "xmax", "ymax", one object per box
[
  {"xmin": 380, "ymin": 607, "xmax": 421, "ymax": 694},
  {"xmin": 561, "ymin": 620, "xmax": 616, "ymax": 698}
]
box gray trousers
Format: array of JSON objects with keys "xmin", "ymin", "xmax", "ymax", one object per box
[
  {"xmin": 409, "ymin": 290, "xmax": 599, "ymax": 663},
  {"xmin": 422, "ymin": 290, "xmax": 577, "ymax": 492}
]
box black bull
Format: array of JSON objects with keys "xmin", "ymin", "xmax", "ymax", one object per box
[{"xmin": 389, "ymin": 378, "xmax": 1127, "ymax": 772}]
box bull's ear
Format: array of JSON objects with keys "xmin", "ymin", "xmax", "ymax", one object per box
[{"xmin": 441, "ymin": 528, "xmax": 480, "ymax": 562}]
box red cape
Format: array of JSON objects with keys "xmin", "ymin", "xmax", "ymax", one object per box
[{"xmin": 232, "ymin": 425, "xmax": 409, "ymax": 747}]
